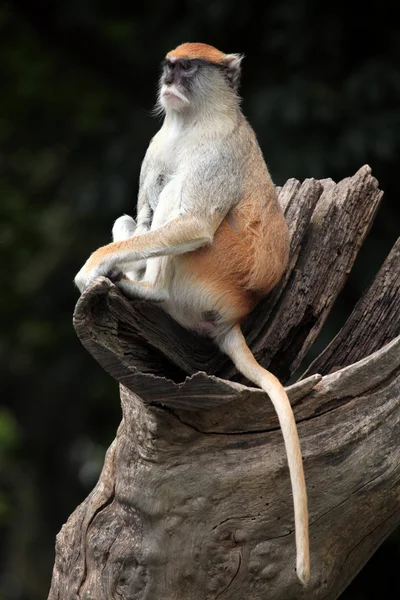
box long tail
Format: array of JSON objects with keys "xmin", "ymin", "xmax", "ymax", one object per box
[{"xmin": 216, "ymin": 325, "xmax": 310, "ymax": 584}]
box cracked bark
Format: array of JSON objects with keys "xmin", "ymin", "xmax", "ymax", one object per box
[{"xmin": 48, "ymin": 166, "xmax": 400, "ymax": 600}]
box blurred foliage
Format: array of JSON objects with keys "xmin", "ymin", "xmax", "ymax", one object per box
[{"xmin": 0, "ymin": 1, "xmax": 399, "ymax": 598}]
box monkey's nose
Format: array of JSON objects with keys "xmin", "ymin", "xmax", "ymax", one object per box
[{"xmin": 164, "ymin": 75, "xmax": 174, "ymax": 86}]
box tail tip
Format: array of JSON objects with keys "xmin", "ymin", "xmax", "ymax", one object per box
[{"xmin": 297, "ymin": 558, "xmax": 310, "ymax": 585}]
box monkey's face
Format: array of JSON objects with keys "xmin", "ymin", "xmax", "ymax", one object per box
[
  {"xmin": 159, "ymin": 58, "xmax": 230, "ymax": 113},
  {"xmin": 159, "ymin": 58, "xmax": 199, "ymax": 111},
  {"xmin": 158, "ymin": 52, "xmax": 243, "ymax": 115}
]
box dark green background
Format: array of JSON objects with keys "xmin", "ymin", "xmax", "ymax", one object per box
[{"xmin": 1, "ymin": 1, "xmax": 399, "ymax": 598}]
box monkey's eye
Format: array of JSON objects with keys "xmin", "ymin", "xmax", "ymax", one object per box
[
  {"xmin": 162, "ymin": 60, "xmax": 174, "ymax": 72},
  {"xmin": 179, "ymin": 61, "xmax": 197, "ymax": 76}
]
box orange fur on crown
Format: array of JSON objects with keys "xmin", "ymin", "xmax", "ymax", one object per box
[{"xmin": 166, "ymin": 43, "xmax": 226, "ymax": 64}]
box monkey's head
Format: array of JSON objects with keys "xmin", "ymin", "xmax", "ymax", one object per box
[{"xmin": 158, "ymin": 43, "xmax": 243, "ymax": 114}]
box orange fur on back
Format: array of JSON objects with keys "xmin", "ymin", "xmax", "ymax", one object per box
[
  {"xmin": 180, "ymin": 192, "xmax": 289, "ymax": 323},
  {"xmin": 166, "ymin": 43, "xmax": 226, "ymax": 64}
]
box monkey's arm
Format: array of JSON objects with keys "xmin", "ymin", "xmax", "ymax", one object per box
[{"xmin": 75, "ymin": 212, "xmax": 219, "ymax": 293}]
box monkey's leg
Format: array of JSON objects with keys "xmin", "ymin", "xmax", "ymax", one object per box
[
  {"xmin": 112, "ymin": 214, "xmax": 137, "ymax": 242},
  {"xmin": 109, "ymin": 217, "xmax": 167, "ymax": 300},
  {"xmin": 112, "ymin": 215, "xmax": 147, "ymax": 279},
  {"xmin": 75, "ymin": 214, "xmax": 216, "ymax": 293},
  {"xmin": 112, "ymin": 204, "xmax": 153, "ymax": 242},
  {"xmin": 115, "ymin": 277, "xmax": 168, "ymax": 302}
]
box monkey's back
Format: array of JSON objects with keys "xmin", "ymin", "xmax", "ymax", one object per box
[{"xmin": 177, "ymin": 147, "xmax": 289, "ymax": 325}]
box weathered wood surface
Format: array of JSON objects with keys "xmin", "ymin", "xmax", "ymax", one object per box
[
  {"xmin": 303, "ymin": 236, "xmax": 400, "ymax": 377},
  {"xmin": 48, "ymin": 166, "xmax": 400, "ymax": 600}
]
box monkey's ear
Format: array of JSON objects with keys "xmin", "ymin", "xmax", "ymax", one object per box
[{"xmin": 223, "ymin": 53, "xmax": 244, "ymax": 90}]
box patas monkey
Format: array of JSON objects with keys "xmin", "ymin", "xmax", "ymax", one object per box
[{"xmin": 75, "ymin": 43, "xmax": 310, "ymax": 584}]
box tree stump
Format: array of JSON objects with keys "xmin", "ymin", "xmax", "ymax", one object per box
[{"xmin": 48, "ymin": 166, "xmax": 400, "ymax": 600}]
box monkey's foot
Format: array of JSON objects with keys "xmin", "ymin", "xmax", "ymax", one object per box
[
  {"xmin": 115, "ymin": 277, "xmax": 168, "ymax": 303},
  {"xmin": 105, "ymin": 268, "xmax": 124, "ymax": 284}
]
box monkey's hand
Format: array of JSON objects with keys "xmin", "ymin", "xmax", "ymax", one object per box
[{"xmin": 74, "ymin": 249, "xmax": 124, "ymax": 294}]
